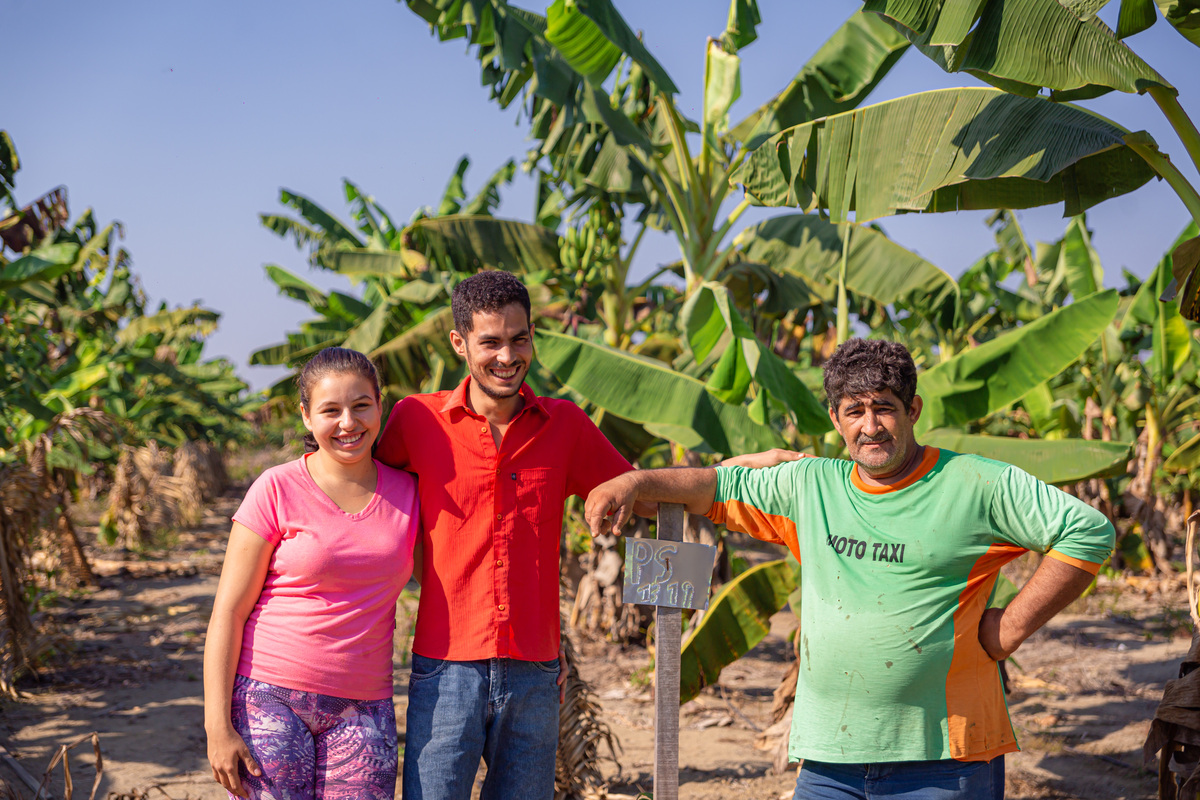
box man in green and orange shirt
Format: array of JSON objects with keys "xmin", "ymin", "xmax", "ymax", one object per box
[{"xmin": 585, "ymin": 338, "xmax": 1115, "ymax": 800}]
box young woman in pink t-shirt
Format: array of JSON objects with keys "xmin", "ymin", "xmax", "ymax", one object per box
[{"xmin": 204, "ymin": 347, "xmax": 418, "ymax": 800}]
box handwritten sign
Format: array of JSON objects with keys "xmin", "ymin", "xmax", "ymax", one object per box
[{"xmin": 622, "ymin": 537, "xmax": 716, "ymax": 611}]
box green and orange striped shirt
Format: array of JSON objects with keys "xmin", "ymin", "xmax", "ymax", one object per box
[{"xmin": 708, "ymin": 447, "xmax": 1114, "ymax": 764}]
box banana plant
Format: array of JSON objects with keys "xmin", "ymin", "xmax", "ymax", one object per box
[
  {"xmin": 858, "ymin": 0, "xmax": 1200, "ymax": 321},
  {"xmin": 404, "ymin": 0, "xmax": 916, "ymax": 450}
]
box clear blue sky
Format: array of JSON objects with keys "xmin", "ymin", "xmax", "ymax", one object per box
[{"xmin": 7, "ymin": 1, "xmax": 1200, "ymax": 390}]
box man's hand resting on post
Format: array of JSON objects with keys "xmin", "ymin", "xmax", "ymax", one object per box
[{"xmin": 586, "ymin": 473, "xmax": 640, "ymax": 538}]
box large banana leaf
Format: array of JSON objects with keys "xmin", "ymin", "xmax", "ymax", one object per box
[
  {"xmin": 534, "ymin": 329, "xmax": 784, "ymax": 455},
  {"xmin": 681, "ymin": 282, "xmax": 832, "ymax": 435},
  {"xmin": 679, "ymin": 559, "xmax": 795, "ymax": 704},
  {"xmin": 410, "ymin": 216, "xmax": 562, "ymax": 274},
  {"xmin": 731, "ymin": 88, "xmax": 1158, "ymax": 223},
  {"xmin": 731, "ymin": 11, "xmax": 911, "ymax": 148},
  {"xmin": 1157, "ymin": 0, "xmax": 1200, "ymax": 46},
  {"xmin": 864, "ymin": 0, "xmax": 1174, "ymax": 99},
  {"xmin": 734, "ymin": 214, "xmax": 958, "ymax": 313},
  {"xmin": 917, "ymin": 289, "xmax": 1119, "ymax": 432},
  {"xmin": 922, "ymin": 429, "xmax": 1132, "ymax": 484}
]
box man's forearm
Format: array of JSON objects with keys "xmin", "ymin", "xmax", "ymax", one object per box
[
  {"xmin": 980, "ymin": 556, "xmax": 1096, "ymax": 660},
  {"xmin": 627, "ymin": 467, "xmax": 717, "ymax": 514},
  {"xmin": 585, "ymin": 466, "xmax": 717, "ymax": 537}
]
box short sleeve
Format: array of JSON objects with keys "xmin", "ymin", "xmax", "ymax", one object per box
[
  {"xmin": 565, "ymin": 406, "xmax": 632, "ymax": 499},
  {"xmin": 375, "ymin": 397, "xmax": 413, "ymax": 469},
  {"xmin": 231, "ymin": 470, "xmax": 285, "ymax": 545},
  {"xmin": 708, "ymin": 462, "xmax": 803, "ymax": 560},
  {"xmin": 989, "ymin": 465, "xmax": 1115, "ymax": 573}
]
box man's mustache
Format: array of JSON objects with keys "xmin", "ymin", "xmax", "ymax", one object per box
[{"xmin": 856, "ymin": 433, "xmax": 893, "ymax": 445}]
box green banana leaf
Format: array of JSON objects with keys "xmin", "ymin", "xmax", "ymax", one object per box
[
  {"xmin": 863, "ymin": 0, "xmax": 1174, "ymax": 99},
  {"xmin": 922, "ymin": 429, "xmax": 1132, "ymax": 484},
  {"xmin": 680, "ymin": 559, "xmax": 795, "ymax": 704},
  {"xmin": 1165, "ymin": 429, "xmax": 1200, "ymax": 472},
  {"xmin": 545, "ymin": 0, "xmax": 622, "ymax": 83},
  {"xmin": 0, "ymin": 242, "xmax": 80, "ymax": 289},
  {"xmin": 1118, "ymin": 0, "xmax": 1159, "ymax": 39},
  {"xmin": 730, "ymin": 88, "xmax": 1158, "ymax": 223},
  {"xmin": 117, "ymin": 305, "xmax": 220, "ymax": 345},
  {"xmin": 326, "ymin": 248, "xmax": 428, "ymax": 280},
  {"xmin": 917, "ymin": 289, "xmax": 1120, "ymax": 432},
  {"xmin": 681, "ymin": 282, "xmax": 832, "ymax": 435},
  {"xmin": 0, "ymin": 130, "xmax": 16, "ymax": 202},
  {"xmin": 734, "ymin": 214, "xmax": 959, "ymax": 314},
  {"xmin": 544, "ymin": 0, "xmax": 677, "ymax": 92},
  {"xmin": 1052, "ymin": 217, "xmax": 1105, "ymax": 300},
  {"xmin": 1123, "ymin": 223, "xmax": 1197, "ymax": 383},
  {"xmin": 731, "ymin": 10, "xmax": 911, "ymax": 148},
  {"xmin": 722, "ymin": 0, "xmax": 761, "ymax": 50},
  {"xmin": 703, "ymin": 41, "xmax": 741, "ymax": 143},
  {"xmin": 1173, "ymin": 235, "xmax": 1200, "ymax": 322},
  {"xmin": 264, "ymin": 264, "xmax": 330, "ymax": 310},
  {"xmin": 410, "ymin": 216, "xmax": 562, "ymax": 273},
  {"xmin": 1157, "ymin": 0, "xmax": 1200, "ymax": 47},
  {"xmin": 534, "ymin": 329, "xmax": 784, "ymax": 455}
]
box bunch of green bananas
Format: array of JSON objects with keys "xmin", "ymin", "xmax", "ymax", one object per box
[{"xmin": 559, "ymin": 208, "xmax": 621, "ymax": 278}]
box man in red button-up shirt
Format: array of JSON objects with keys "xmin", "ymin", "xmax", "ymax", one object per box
[{"xmin": 376, "ymin": 271, "xmax": 633, "ymax": 800}]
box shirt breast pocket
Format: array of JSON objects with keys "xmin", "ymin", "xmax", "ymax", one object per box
[{"xmin": 515, "ymin": 468, "xmax": 556, "ymax": 534}]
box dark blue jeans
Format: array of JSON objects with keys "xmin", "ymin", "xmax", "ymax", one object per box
[
  {"xmin": 793, "ymin": 756, "xmax": 1005, "ymax": 800},
  {"xmin": 402, "ymin": 655, "xmax": 560, "ymax": 800}
]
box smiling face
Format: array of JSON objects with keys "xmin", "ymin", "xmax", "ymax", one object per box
[
  {"xmin": 450, "ymin": 303, "xmax": 533, "ymax": 401},
  {"xmin": 830, "ymin": 389, "xmax": 923, "ymax": 476},
  {"xmin": 300, "ymin": 372, "xmax": 381, "ymax": 465}
]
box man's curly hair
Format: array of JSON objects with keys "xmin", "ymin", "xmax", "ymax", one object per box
[
  {"xmin": 823, "ymin": 338, "xmax": 917, "ymax": 414},
  {"xmin": 451, "ymin": 271, "xmax": 531, "ymax": 333}
]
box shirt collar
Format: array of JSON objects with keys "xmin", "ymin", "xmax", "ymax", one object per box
[{"xmin": 440, "ymin": 376, "xmax": 547, "ymax": 419}]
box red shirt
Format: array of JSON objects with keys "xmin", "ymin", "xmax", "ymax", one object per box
[{"xmin": 375, "ymin": 378, "xmax": 632, "ymax": 661}]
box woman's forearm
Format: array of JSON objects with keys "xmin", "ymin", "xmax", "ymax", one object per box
[{"xmin": 203, "ymin": 610, "xmax": 246, "ymax": 732}]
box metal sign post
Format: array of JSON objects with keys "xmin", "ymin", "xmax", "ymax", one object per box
[{"xmin": 622, "ymin": 503, "xmax": 716, "ymax": 800}]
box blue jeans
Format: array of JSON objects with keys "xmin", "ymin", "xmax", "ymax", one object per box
[
  {"xmin": 793, "ymin": 756, "xmax": 1004, "ymax": 800},
  {"xmin": 402, "ymin": 655, "xmax": 560, "ymax": 800}
]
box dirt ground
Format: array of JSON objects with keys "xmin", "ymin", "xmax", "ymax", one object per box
[{"xmin": 0, "ymin": 485, "xmax": 1191, "ymax": 800}]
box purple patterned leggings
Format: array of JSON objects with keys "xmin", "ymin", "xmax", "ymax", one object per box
[{"xmin": 230, "ymin": 674, "xmax": 397, "ymax": 800}]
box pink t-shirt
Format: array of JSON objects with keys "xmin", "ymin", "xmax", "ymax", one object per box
[{"xmin": 231, "ymin": 454, "xmax": 418, "ymax": 700}]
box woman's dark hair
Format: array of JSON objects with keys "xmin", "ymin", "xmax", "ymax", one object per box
[
  {"xmin": 822, "ymin": 338, "xmax": 917, "ymax": 415},
  {"xmin": 297, "ymin": 347, "xmax": 381, "ymax": 453},
  {"xmin": 451, "ymin": 271, "xmax": 531, "ymax": 333}
]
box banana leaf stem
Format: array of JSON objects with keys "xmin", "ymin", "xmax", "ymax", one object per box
[
  {"xmin": 1150, "ymin": 87, "xmax": 1200, "ymax": 178},
  {"xmin": 700, "ymin": 197, "xmax": 753, "ymax": 281},
  {"xmin": 836, "ymin": 223, "xmax": 852, "ymax": 345},
  {"xmin": 1126, "ymin": 137, "xmax": 1200, "ymax": 231}
]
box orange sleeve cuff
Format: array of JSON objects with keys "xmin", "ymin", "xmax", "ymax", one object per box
[{"xmin": 1047, "ymin": 550, "xmax": 1103, "ymax": 575}]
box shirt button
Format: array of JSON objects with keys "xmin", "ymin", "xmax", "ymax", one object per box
[
  {"xmin": 498, "ymin": 604, "xmax": 505, "ymax": 611},
  {"xmin": 496, "ymin": 513, "xmax": 502, "ymax": 520},
  {"xmin": 480, "ymin": 426, "xmax": 487, "ymax": 433},
  {"xmin": 496, "ymin": 559, "xmax": 503, "ymax": 567},
  {"xmin": 511, "ymin": 473, "xmax": 517, "ymax": 480}
]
